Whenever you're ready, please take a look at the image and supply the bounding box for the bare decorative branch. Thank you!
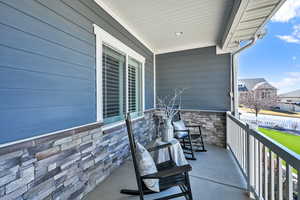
[156,88,186,120]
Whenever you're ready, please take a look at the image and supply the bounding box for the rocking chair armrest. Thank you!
[141,164,192,179]
[173,129,189,132]
[185,125,201,128]
[147,143,172,152]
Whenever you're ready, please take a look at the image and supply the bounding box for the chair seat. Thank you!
[156,161,190,191]
[174,131,189,139]
[156,160,176,170]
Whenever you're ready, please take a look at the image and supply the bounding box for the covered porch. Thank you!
[86,144,249,200]
[0,0,294,200]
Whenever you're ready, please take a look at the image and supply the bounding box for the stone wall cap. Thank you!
[179,109,227,114]
[0,122,103,154]
[103,116,145,135]
[144,108,155,113]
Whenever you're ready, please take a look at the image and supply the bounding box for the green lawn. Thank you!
[258,128,300,155]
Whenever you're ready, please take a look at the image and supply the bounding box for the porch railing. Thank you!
[226,112,300,200]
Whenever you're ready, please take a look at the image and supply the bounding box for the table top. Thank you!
[154,138,179,145]
[152,137,188,166]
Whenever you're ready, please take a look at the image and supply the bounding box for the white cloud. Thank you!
[271,72,300,93]
[277,35,300,43]
[272,0,300,22]
[292,56,297,60]
[277,24,300,44]
[293,24,300,37]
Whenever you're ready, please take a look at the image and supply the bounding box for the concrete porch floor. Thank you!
[85,145,250,200]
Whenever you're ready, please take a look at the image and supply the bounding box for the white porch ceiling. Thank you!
[95,0,234,54]
[95,0,285,54]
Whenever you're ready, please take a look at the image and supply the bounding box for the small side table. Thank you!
[152,138,188,166]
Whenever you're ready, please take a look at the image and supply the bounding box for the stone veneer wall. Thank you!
[0,111,156,200]
[180,110,227,148]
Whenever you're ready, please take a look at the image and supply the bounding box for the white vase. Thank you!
[162,119,174,142]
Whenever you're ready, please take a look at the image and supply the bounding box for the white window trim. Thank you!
[93,24,145,123]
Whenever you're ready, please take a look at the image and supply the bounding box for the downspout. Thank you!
[231,34,259,116]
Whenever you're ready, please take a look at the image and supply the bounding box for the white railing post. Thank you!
[226,113,230,148]
[247,125,255,198]
[227,112,300,200]
[297,168,300,200]
[277,156,283,200]
[286,165,293,200]
[269,151,275,200]
[246,124,251,192]
[264,146,268,200]
[259,142,263,198]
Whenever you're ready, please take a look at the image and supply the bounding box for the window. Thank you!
[128,57,143,117]
[102,45,126,123]
[94,24,145,125]
[261,91,265,99]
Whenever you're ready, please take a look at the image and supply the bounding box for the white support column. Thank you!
[153,53,156,108]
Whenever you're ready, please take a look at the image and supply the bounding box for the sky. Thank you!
[239,0,300,94]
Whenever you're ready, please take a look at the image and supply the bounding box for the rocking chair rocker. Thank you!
[172,111,207,160]
[120,113,193,200]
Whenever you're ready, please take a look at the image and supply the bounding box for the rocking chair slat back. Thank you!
[125,113,145,198]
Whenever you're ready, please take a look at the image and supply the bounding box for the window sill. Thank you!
[102,115,144,134]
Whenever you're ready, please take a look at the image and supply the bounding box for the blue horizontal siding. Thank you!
[0,89,93,109]
[156,47,231,111]
[0,2,94,57]
[0,24,94,69]
[0,46,94,79]
[0,0,154,144]
[0,106,95,144]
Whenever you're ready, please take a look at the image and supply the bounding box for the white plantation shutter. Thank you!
[128,65,136,112]
[128,57,142,116]
[102,45,126,123]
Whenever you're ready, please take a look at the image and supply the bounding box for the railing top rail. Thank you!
[227,112,247,129]
[226,112,300,169]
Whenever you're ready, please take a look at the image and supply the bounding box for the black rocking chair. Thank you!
[120,113,193,200]
[172,111,207,160]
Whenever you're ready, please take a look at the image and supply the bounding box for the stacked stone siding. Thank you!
[0,111,156,200]
[0,110,226,199]
[180,110,227,148]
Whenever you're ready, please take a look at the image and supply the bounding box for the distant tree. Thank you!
[291,121,299,131]
[240,90,277,119]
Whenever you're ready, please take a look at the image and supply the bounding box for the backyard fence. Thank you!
[227,112,300,200]
[240,113,300,132]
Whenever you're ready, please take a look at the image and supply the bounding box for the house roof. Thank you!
[238,78,277,91]
[239,78,266,91]
[95,0,286,54]
[253,81,277,90]
[279,89,300,97]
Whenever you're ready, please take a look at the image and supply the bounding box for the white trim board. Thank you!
[153,53,156,108]
[94,0,154,52]
[94,25,145,63]
[94,24,146,122]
